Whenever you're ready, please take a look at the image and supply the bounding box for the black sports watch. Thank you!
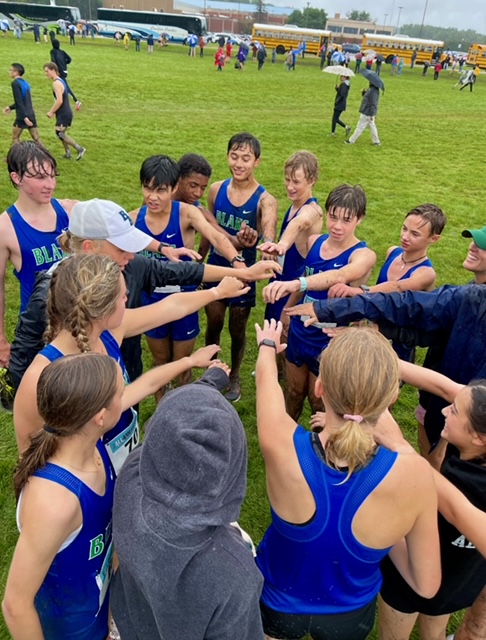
[258,339,277,350]
[157,242,171,253]
[230,255,246,266]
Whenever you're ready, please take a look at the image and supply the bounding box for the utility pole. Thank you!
[383,13,388,27]
[396,6,403,34]
[419,0,428,38]
[305,1,310,28]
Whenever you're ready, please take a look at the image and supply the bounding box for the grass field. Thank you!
[0,33,485,639]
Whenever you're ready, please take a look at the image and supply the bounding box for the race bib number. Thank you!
[105,408,139,475]
[96,540,113,612]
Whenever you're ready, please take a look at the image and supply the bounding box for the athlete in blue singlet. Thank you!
[205,132,277,402]
[136,202,199,342]
[253,322,441,640]
[44,62,85,160]
[258,152,323,323]
[130,154,240,401]
[8,198,68,311]
[3,354,122,640]
[39,331,138,476]
[264,197,318,322]
[325,204,446,361]
[287,233,368,375]
[264,184,375,421]
[0,142,76,368]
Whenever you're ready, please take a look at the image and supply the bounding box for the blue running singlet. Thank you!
[8,199,68,311]
[40,331,138,475]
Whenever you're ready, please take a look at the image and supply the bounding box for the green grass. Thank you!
[0,34,484,638]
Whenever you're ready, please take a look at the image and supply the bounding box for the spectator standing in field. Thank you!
[375,56,383,75]
[199,34,205,57]
[354,50,363,72]
[411,49,418,67]
[390,55,399,75]
[33,24,40,44]
[422,60,430,76]
[434,60,442,80]
[114,31,122,45]
[68,23,76,45]
[147,33,154,53]
[43,27,48,43]
[257,44,267,70]
[398,57,404,75]
[225,39,232,61]
[123,31,129,50]
[0,142,74,367]
[319,44,326,70]
[272,47,277,63]
[50,39,81,109]
[330,75,351,137]
[346,81,381,146]
[215,46,225,71]
[132,32,141,52]
[3,63,40,145]
[44,62,85,160]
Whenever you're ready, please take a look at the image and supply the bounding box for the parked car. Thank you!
[342,42,361,54]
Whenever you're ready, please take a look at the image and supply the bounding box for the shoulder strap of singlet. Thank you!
[7,203,19,219]
[40,343,64,362]
[33,461,84,496]
[50,198,68,218]
[135,205,147,225]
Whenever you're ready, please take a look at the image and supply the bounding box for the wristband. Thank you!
[258,339,277,350]
[359,284,371,293]
[231,255,246,266]
[299,277,308,292]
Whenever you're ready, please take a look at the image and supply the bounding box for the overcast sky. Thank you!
[275,0,486,33]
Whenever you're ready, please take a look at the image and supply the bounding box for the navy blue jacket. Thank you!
[313,285,486,443]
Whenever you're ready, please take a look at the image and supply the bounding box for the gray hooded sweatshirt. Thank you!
[111,367,264,640]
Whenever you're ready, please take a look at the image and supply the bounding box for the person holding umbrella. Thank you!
[323,65,354,137]
[345,69,383,146]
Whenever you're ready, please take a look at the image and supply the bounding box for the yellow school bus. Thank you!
[468,44,486,69]
[362,33,444,65]
[251,23,331,56]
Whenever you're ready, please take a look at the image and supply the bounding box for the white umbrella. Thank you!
[363,49,376,56]
[323,65,355,77]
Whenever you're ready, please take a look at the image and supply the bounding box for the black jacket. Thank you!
[334,81,350,111]
[10,254,205,388]
[50,40,71,79]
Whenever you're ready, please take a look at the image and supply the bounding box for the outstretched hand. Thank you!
[255,319,287,354]
[215,276,250,299]
[285,302,317,327]
[189,344,221,368]
[161,246,202,262]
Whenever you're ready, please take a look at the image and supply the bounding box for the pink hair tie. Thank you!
[343,414,363,424]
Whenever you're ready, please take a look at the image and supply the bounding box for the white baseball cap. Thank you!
[69,199,152,253]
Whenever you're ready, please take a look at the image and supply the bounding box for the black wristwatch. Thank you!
[359,284,371,293]
[230,255,246,266]
[258,339,277,350]
[157,242,171,253]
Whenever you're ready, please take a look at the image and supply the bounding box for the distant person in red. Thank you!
[225,40,232,62]
[433,61,442,80]
[199,34,205,57]
[215,47,225,71]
